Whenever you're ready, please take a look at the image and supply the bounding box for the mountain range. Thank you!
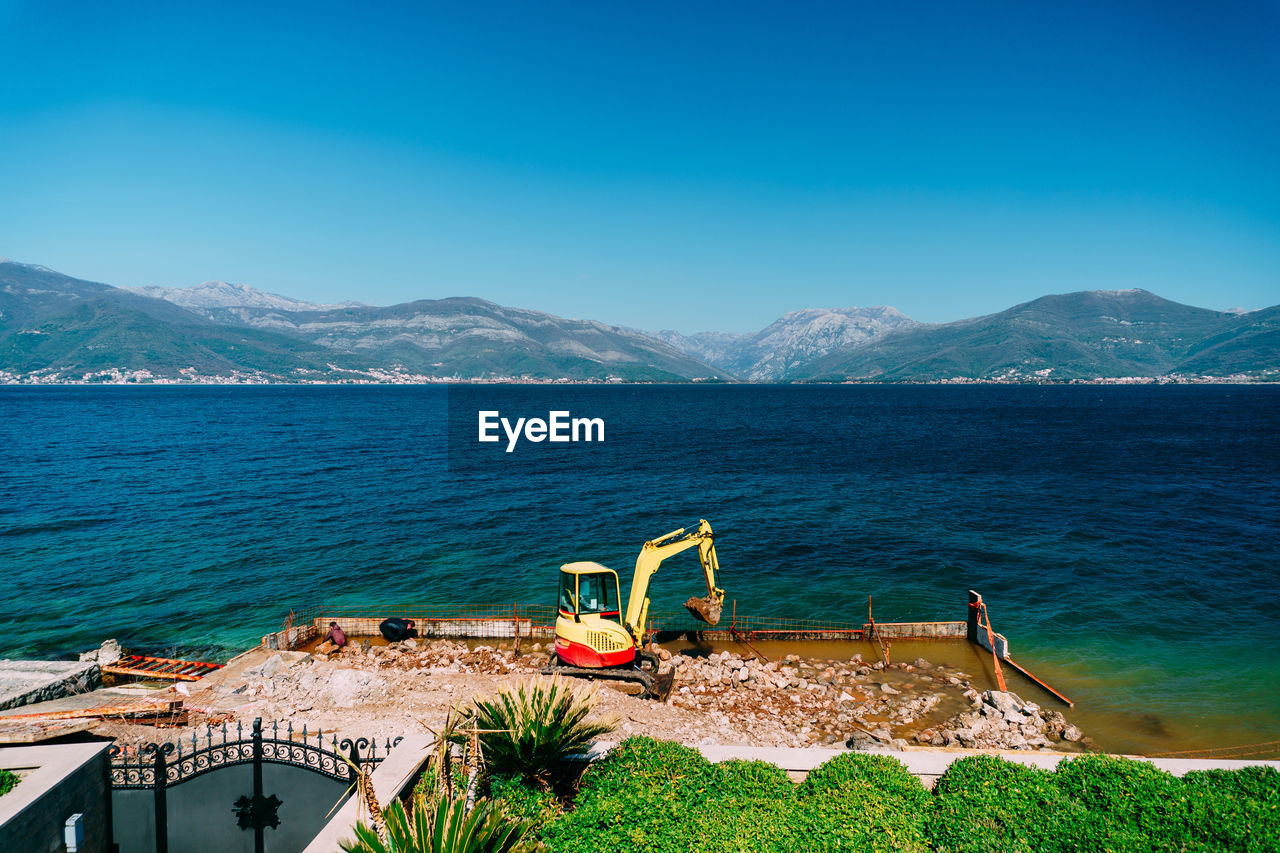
[650,306,915,381]
[0,257,1275,383]
[0,260,724,382]
[797,290,1280,382]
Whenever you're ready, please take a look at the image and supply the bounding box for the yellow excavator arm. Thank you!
[623,518,725,644]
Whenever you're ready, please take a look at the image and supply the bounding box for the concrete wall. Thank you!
[975,628,1010,659]
[0,660,101,711]
[0,742,112,853]
[694,743,1280,788]
[302,734,433,853]
[280,617,541,646]
[261,623,318,651]
[867,621,968,640]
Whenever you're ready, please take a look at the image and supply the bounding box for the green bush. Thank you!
[540,739,799,852]
[689,760,799,853]
[1053,755,1187,852]
[543,740,928,853]
[520,738,1280,853]
[715,759,795,800]
[1176,766,1280,852]
[489,775,562,835]
[800,751,928,802]
[797,753,932,853]
[0,768,17,797]
[928,755,1096,853]
[540,738,724,853]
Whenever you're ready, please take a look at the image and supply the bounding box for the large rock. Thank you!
[325,669,384,708]
[78,639,123,665]
[260,654,286,678]
[983,690,1024,716]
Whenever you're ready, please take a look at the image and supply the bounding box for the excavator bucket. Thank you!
[684,594,723,626]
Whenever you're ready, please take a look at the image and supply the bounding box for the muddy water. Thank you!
[658,636,1263,758]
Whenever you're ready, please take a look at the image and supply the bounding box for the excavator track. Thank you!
[541,659,673,701]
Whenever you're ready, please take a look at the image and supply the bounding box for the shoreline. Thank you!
[1,638,1097,757]
[5,634,1276,763]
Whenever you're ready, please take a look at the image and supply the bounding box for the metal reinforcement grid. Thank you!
[283,603,559,641]
[289,603,557,627]
[648,608,866,639]
[277,603,869,642]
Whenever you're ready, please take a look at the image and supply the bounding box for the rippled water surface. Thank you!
[1,384,1277,754]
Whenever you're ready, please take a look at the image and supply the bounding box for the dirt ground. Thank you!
[93,638,1088,755]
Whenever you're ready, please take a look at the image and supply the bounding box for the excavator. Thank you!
[545,519,725,699]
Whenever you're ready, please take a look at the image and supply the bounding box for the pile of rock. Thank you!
[663,651,1089,753]
[211,640,1091,755]
[313,638,552,675]
[912,689,1089,751]
[665,651,977,748]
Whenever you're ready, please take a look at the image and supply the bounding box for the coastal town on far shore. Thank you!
[2,366,1276,386]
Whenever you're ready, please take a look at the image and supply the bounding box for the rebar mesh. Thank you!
[647,609,867,638]
[274,602,881,646]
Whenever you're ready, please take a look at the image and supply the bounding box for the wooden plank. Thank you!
[0,699,181,722]
[0,720,96,744]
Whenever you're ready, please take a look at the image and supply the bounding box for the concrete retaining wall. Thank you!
[692,743,1280,787]
[261,623,319,651]
[867,621,968,640]
[0,660,101,712]
[267,617,550,650]
[301,734,433,853]
[975,628,1010,659]
[0,742,112,853]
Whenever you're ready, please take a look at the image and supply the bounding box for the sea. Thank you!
[2,384,1277,756]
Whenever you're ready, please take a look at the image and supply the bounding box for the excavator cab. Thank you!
[554,562,636,668]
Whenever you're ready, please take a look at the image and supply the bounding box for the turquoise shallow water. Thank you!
[1,384,1277,755]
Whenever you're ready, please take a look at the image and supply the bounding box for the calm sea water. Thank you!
[2,384,1277,755]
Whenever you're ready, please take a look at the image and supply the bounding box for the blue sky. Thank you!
[1,1,1276,333]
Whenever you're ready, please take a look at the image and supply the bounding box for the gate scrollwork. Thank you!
[109,719,400,789]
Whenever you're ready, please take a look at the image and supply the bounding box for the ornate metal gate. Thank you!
[109,719,401,853]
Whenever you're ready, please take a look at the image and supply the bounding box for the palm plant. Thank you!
[464,676,615,792]
[340,708,532,853]
[340,791,531,853]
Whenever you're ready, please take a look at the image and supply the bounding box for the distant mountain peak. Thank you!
[0,257,58,274]
[130,281,364,312]
[652,305,916,380]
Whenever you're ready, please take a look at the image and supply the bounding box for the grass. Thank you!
[0,768,17,797]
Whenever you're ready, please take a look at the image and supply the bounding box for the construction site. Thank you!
[0,517,1264,758]
[3,519,1277,853]
[2,522,1280,845]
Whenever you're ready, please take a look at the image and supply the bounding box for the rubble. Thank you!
[910,690,1093,751]
[89,639,1092,755]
